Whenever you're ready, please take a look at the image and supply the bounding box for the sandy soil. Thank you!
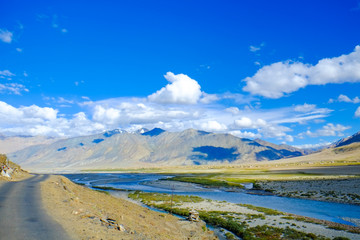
[0,169,32,182]
[41,175,217,240]
[257,178,360,205]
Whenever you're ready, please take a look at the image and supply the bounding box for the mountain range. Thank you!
[6,128,360,172]
[7,128,305,172]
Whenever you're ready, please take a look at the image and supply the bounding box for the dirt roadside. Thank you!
[41,175,217,240]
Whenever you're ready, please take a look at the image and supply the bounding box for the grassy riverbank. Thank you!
[128,191,360,240]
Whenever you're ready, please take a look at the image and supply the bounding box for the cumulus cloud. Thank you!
[0,83,29,95]
[243,45,360,98]
[0,95,333,145]
[22,105,58,120]
[292,142,331,149]
[229,130,261,139]
[305,123,350,137]
[0,101,57,124]
[258,124,292,140]
[0,29,13,43]
[294,103,316,112]
[0,101,104,137]
[89,98,198,128]
[92,105,121,125]
[199,93,219,104]
[198,120,227,132]
[355,107,360,117]
[234,117,267,129]
[234,117,253,128]
[331,94,360,104]
[148,72,202,104]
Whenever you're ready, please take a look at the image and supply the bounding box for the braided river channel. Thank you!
[64,173,360,227]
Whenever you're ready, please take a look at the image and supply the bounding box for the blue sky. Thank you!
[1,0,360,148]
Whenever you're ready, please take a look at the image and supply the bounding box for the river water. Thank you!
[64,173,360,226]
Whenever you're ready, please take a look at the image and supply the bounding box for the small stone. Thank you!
[118,224,126,232]
[72,210,80,215]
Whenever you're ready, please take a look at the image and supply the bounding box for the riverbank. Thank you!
[256,178,360,205]
[136,165,360,206]
[128,191,360,240]
[41,175,217,240]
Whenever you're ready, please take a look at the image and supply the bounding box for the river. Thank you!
[64,173,360,227]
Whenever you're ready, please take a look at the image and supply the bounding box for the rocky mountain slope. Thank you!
[8,128,304,172]
[332,131,360,148]
[249,131,360,168]
[0,134,58,154]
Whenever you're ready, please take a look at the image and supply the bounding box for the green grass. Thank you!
[128,191,203,204]
[128,191,332,240]
[238,204,283,215]
[92,185,132,191]
[166,176,245,188]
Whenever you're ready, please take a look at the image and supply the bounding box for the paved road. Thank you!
[0,175,72,240]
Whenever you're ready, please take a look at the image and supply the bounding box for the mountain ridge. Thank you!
[332,131,360,148]
[8,128,304,172]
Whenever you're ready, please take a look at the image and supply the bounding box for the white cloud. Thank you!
[355,107,360,117]
[57,97,74,104]
[234,117,253,128]
[0,29,13,43]
[294,103,316,112]
[243,45,360,98]
[200,93,219,104]
[148,72,202,104]
[258,124,292,139]
[293,142,331,149]
[229,130,261,139]
[61,28,68,33]
[0,83,28,95]
[284,135,294,142]
[336,94,360,104]
[92,105,121,125]
[0,101,57,124]
[305,123,350,137]
[249,43,265,52]
[250,46,261,52]
[0,101,104,137]
[16,48,22,52]
[0,94,334,144]
[22,105,58,120]
[198,120,227,132]
[225,107,241,115]
[338,94,352,102]
[0,70,15,77]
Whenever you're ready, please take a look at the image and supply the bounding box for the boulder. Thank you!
[188,209,200,222]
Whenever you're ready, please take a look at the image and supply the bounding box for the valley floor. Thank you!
[128,191,360,240]
[256,178,360,205]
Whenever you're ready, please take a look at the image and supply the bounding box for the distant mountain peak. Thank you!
[141,128,166,137]
[136,128,149,134]
[103,129,123,138]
